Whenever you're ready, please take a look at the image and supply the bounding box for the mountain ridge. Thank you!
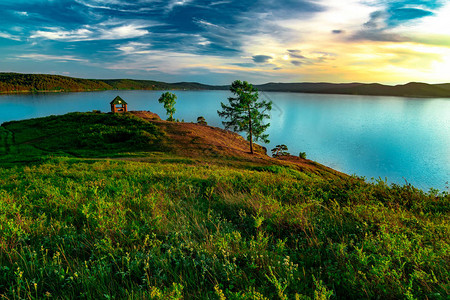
[1,72,450,97]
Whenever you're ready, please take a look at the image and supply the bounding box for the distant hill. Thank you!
[102,79,219,91]
[1,72,450,97]
[0,73,111,92]
[314,82,450,97]
[255,82,362,93]
[0,73,219,93]
[254,82,450,97]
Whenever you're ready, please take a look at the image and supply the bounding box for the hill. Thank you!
[255,82,450,97]
[0,111,342,178]
[0,112,448,299]
[2,73,450,97]
[0,73,218,93]
[0,72,111,93]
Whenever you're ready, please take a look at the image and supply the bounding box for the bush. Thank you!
[271,144,289,157]
[197,116,207,125]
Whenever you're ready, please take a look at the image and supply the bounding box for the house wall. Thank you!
[111,104,127,113]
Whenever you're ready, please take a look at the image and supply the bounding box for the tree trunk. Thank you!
[248,107,253,154]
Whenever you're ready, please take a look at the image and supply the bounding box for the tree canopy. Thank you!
[158,92,177,121]
[271,144,289,157]
[218,80,272,154]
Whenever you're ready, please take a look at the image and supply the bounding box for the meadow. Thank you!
[0,113,448,299]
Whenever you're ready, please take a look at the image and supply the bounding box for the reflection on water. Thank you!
[1,90,449,191]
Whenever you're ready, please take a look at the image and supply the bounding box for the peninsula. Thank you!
[0,111,448,299]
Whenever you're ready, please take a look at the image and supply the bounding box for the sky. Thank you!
[0,0,449,85]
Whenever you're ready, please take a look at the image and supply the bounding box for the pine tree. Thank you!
[218,80,272,154]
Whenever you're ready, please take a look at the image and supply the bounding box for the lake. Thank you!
[1,90,449,191]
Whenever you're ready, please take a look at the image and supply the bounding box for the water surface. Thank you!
[1,90,449,191]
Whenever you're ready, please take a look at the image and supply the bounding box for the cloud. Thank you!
[252,55,272,63]
[0,31,21,41]
[99,24,149,39]
[166,0,194,12]
[230,62,256,68]
[17,54,88,63]
[31,27,93,41]
[210,1,232,5]
[117,41,152,54]
[287,50,306,59]
[350,0,447,43]
[388,7,434,24]
[364,10,387,29]
[1,0,449,84]
[30,23,149,41]
[350,31,406,42]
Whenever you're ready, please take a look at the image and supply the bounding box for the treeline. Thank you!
[2,72,450,97]
[256,82,450,97]
[0,73,111,93]
[0,73,218,93]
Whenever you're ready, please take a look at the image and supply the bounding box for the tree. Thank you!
[218,80,272,154]
[158,92,177,121]
[197,116,207,125]
[271,144,289,157]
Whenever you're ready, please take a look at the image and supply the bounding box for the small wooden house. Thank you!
[110,96,128,113]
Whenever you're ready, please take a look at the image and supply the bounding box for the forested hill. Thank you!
[0,73,218,93]
[1,72,450,97]
[255,82,450,97]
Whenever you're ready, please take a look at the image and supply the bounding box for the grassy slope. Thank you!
[0,113,448,299]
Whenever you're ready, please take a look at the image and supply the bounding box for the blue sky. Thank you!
[1,0,449,84]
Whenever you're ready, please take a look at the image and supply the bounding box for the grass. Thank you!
[0,113,448,299]
[0,112,166,164]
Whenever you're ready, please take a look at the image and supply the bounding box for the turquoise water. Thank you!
[1,90,449,191]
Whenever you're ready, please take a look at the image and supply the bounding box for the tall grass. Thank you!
[0,157,448,299]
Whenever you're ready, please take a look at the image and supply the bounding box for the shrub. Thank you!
[271,144,289,157]
[197,116,207,125]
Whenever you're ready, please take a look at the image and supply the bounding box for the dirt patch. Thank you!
[130,111,346,178]
[130,110,162,121]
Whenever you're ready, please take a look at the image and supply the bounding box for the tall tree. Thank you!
[158,92,177,121]
[218,80,272,154]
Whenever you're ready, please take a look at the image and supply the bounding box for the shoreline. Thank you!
[1,88,449,99]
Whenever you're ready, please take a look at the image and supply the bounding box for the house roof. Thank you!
[110,96,127,105]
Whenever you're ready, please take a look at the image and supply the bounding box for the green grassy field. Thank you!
[0,113,448,299]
